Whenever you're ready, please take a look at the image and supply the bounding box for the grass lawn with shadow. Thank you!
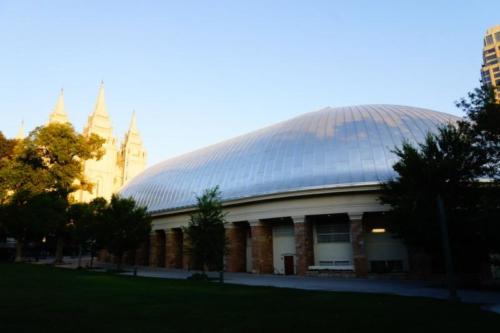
[0,263,499,332]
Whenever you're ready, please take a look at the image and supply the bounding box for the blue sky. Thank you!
[0,1,498,166]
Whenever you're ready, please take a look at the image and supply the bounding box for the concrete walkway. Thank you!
[120,267,500,305]
[39,257,500,314]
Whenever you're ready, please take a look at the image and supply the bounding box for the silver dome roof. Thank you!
[121,105,459,213]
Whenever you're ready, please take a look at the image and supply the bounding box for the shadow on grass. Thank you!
[0,263,498,333]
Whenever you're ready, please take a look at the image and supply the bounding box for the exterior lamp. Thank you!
[371,228,386,233]
[42,237,46,243]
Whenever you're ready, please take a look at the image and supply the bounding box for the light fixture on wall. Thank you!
[371,228,386,234]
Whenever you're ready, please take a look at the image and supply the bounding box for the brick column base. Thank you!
[149,233,160,267]
[350,214,368,277]
[226,225,246,272]
[293,217,314,275]
[166,228,183,269]
[182,231,191,270]
[250,221,273,274]
[135,241,149,266]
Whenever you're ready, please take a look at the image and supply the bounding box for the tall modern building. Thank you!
[481,25,500,102]
[44,83,148,202]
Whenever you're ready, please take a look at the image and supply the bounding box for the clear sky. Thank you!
[0,1,498,166]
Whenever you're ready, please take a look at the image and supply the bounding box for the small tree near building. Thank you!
[68,198,107,268]
[184,186,228,277]
[98,195,151,270]
[1,191,65,262]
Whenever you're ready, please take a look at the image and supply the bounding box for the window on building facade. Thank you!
[496,32,500,43]
[316,222,350,243]
[485,54,497,61]
[486,35,494,45]
[482,71,491,81]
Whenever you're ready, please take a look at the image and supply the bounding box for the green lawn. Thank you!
[0,264,498,332]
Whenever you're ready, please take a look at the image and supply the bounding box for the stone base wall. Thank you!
[251,223,273,274]
[149,233,160,267]
[294,221,314,275]
[350,218,368,277]
[166,229,183,268]
[226,226,247,272]
[182,232,191,270]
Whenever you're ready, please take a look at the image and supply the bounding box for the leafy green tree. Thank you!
[0,131,14,237]
[68,202,93,268]
[68,198,107,268]
[0,123,105,263]
[184,186,228,273]
[1,191,65,262]
[97,195,151,270]
[456,83,500,178]
[0,190,40,262]
[381,84,500,276]
[86,198,108,268]
[0,131,17,167]
[16,123,104,197]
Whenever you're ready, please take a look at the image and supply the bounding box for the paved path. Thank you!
[38,257,500,313]
[120,267,500,306]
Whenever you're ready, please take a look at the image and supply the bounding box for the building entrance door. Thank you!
[284,255,294,275]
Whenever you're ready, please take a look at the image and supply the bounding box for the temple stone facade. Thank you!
[45,83,147,201]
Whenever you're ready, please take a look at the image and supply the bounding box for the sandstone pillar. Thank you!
[349,212,368,277]
[182,230,191,270]
[149,230,165,267]
[166,228,183,269]
[135,240,149,266]
[250,220,273,274]
[293,216,314,275]
[226,223,247,272]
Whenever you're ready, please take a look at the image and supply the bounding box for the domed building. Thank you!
[121,105,458,276]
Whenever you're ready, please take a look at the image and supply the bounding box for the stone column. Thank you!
[135,240,149,266]
[157,230,166,267]
[293,216,314,275]
[250,220,273,274]
[149,232,160,267]
[349,212,368,277]
[182,230,191,270]
[226,223,247,272]
[165,228,183,269]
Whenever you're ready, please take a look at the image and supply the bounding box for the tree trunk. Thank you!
[15,240,23,262]
[54,237,64,264]
[77,245,83,268]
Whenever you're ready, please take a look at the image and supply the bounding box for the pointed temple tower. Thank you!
[118,111,147,185]
[78,82,119,201]
[39,83,147,202]
[15,120,25,140]
[48,89,69,124]
[70,82,147,202]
